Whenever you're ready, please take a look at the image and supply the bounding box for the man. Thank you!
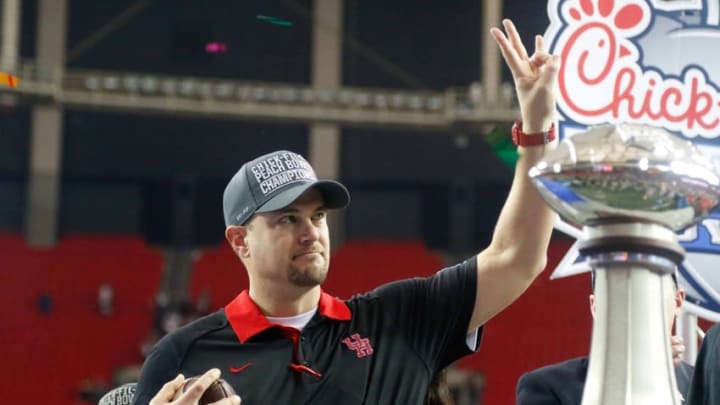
[516,271,693,404]
[133,18,561,405]
[687,322,720,404]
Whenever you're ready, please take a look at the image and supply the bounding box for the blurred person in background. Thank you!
[425,366,485,405]
[426,368,454,405]
[516,270,693,404]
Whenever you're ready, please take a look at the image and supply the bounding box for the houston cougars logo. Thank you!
[545,0,720,320]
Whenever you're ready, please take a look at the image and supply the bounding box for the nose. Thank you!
[299,218,320,244]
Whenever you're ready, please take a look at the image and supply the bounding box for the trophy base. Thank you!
[580,223,683,405]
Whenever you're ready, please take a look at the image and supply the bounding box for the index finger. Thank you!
[502,19,529,61]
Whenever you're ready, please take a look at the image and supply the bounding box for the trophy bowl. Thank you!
[529,123,720,232]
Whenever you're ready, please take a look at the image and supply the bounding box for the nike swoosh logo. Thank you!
[229,362,253,373]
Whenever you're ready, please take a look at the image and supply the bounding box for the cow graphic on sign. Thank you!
[544,0,720,320]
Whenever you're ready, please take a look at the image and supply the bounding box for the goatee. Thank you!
[288,265,328,287]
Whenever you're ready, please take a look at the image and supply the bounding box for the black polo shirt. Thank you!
[133,257,480,405]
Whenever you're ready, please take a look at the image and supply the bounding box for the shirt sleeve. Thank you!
[368,257,479,370]
[687,324,720,405]
[132,336,182,405]
[516,371,562,405]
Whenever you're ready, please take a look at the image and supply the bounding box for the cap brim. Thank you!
[256,180,350,213]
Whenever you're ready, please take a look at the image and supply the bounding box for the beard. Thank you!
[288,256,328,287]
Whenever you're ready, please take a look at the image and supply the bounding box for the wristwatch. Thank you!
[511,119,556,147]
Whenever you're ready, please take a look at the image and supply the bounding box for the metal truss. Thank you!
[1,61,520,132]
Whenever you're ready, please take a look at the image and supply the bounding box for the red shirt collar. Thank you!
[225,290,352,343]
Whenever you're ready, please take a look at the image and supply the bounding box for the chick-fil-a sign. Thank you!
[551,0,720,137]
[545,0,720,320]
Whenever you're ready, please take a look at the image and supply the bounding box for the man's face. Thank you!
[238,188,331,288]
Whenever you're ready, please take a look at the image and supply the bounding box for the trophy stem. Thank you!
[579,223,684,405]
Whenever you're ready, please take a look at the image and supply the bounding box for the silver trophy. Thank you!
[529,123,720,404]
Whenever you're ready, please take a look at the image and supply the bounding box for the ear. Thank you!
[674,289,685,317]
[588,294,596,318]
[225,225,250,257]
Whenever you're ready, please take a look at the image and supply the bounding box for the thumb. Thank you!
[150,374,185,405]
[530,53,551,68]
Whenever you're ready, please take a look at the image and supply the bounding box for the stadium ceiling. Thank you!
[2,61,520,133]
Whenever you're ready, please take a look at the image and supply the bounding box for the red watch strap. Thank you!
[511,119,556,147]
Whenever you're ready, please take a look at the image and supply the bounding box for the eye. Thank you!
[312,211,327,222]
[278,215,297,225]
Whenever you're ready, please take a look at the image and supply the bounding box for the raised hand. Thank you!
[490,19,560,133]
